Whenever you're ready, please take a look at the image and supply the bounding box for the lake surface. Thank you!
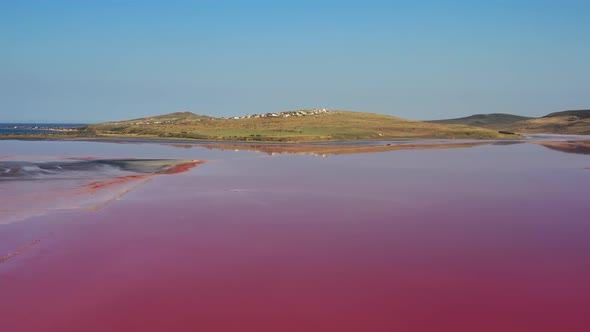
[1,139,589,332]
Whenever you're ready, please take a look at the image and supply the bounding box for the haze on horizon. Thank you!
[1,0,589,123]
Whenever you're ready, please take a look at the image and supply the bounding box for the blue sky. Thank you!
[1,0,589,123]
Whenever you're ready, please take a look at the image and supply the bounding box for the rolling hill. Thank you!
[543,109,590,119]
[122,111,214,122]
[429,113,532,127]
[430,109,590,135]
[82,110,514,142]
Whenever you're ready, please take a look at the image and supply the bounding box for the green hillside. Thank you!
[543,109,590,119]
[431,109,590,135]
[429,113,532,127]
[498,110,590,135]
[122,111,213,122]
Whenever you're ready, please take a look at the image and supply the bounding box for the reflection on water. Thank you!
[161,139,590,156]
[536,140,590,155]
[155,139,497,157]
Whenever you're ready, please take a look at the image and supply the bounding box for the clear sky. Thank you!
[1,0,589,123]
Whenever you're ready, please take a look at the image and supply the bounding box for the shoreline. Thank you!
[3,131,589,144]
[0,132,523,143]
[1,133,589,144]
[2,134,590,156]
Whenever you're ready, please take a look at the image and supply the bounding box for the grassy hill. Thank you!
[543,109,590,119]
[429,113,532,127]
[431,109,590,135]
[83,110,514,142]
[500,110,590,134]
[120,111,213,123]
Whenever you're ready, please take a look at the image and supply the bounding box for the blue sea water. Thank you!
[0,123,86,134]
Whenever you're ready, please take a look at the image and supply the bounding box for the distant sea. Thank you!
[0,123,86,134]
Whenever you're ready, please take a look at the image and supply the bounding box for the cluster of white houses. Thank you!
[226,109,332,120]
[134,120,167,125]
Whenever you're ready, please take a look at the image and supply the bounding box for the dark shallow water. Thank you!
[0,123,86,134]
[0,128,56,134]
[1,139,589,332]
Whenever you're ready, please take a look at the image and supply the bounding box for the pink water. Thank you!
[1,140,590,331]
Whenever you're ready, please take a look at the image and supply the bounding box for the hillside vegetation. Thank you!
[83,110,513,142]
[431,109,590,135]
[429,113,532,127]
[543,110,590,119]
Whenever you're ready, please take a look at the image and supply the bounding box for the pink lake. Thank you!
[1,139,590,332]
